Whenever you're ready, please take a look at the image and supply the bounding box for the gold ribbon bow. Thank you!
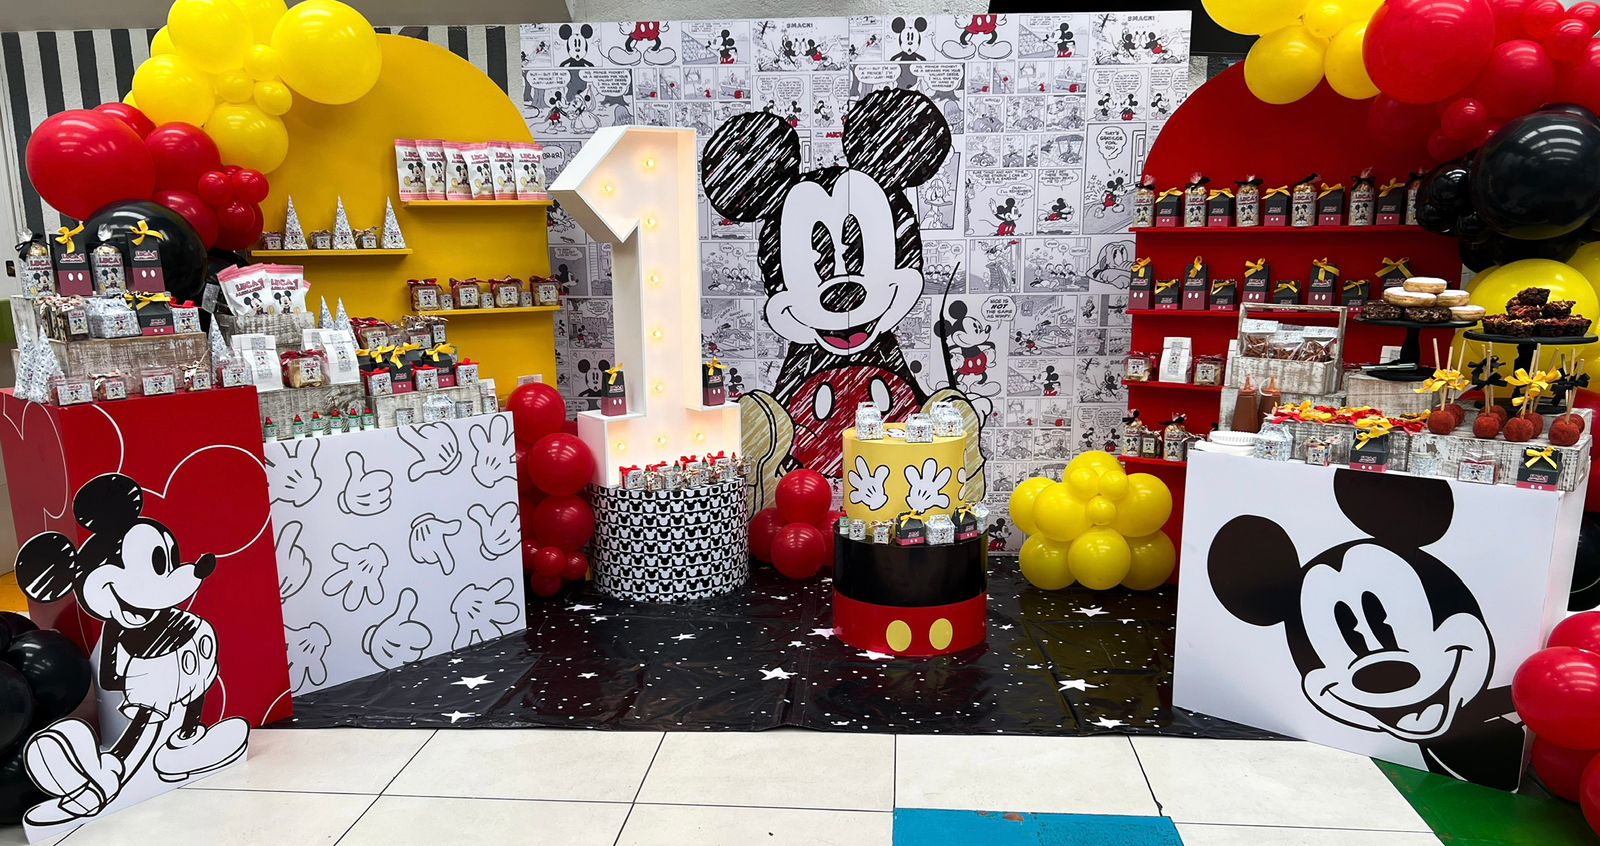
[53,223,84,253]
[426,343,457,363]
[1525,446,1558,470]
[1189,256,1205,277]
[1343,279,1368,294]
[705,357,726,376]
[127,291,173,310]
[1156,188,1184,200]
[1312,259,1339,281]
[1131,257,1152,274]
[1378,178,1405,197]
[1154,279,1177,294]
[605,362,624,385]
[128,219,166,246]
[1208,188,1235,200]
[1318,183,1345,198]
[1210,279,1231,295]
[1274,280,1299,295]
[1245,259,1267,276]
[1380,257,1413,278]
[1353,416,1393,448]
[1414,368,1469,395]
[1509,368,1556,407]
[1264,186,1291,199]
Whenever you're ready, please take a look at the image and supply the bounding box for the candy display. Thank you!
[401,138,544,201]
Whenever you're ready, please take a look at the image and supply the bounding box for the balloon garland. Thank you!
[1009,451,1176,592]
[749,469,839,581]
[506,382,597,599]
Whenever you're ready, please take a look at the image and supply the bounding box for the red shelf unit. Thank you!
[1134,224,1426,237]
[1123,380,1222,394]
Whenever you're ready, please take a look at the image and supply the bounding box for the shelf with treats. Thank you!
[1119,454,1187,470]
[1123,380,1222,393]
[252,248,413,258]
[1134,224,1428,237]
[1127,309,1339,320]
[421,306,561,316]
[400,199,553,207]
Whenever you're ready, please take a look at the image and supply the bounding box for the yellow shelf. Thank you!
[253,248,413,258]
[402,199,552,207]
[426,306,560,316]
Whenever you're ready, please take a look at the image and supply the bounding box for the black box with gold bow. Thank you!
[1517,447,1563,491]
[424,343,458,388]
[1349,430,1391,472]
[1378,257,1413,293]
[1243,259,1271,303]
[1376,178,1407,226]
[1182,257,1211,311]
[1308,259,1339,306]
[124,292,175,336]
[1129,258,1154,310]
[703,359,728,406]
[1341,277,1372,308]
[51,224,91,296]
[1206,189,1235,227]
[1154,189,1183,228]
[1209,277,1238,311]
[1316,182,1347,226]
[1272,278,1302,305]
[1153,277,1182,310]
[601,363,628,416]
[1263,186,1292,227]
[125,223,168,293]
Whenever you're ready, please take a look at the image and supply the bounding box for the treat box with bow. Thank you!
[1154,190,1183,228]
[1208,278,1238,311]
[1308,261,1339,307]
[1378,258,1414,292]
[1376,180,1407,226]
[1182,260,1210,311]
[50,227,91,296]
[1153,278,1182,311]
[127,293,176,336]
[127,235,168,293]
[1262,188,1292,227]
[1129,259,1154,310]
[1206,191,1235,227]
[1316,184,1347,226]
[1242,260,1271,304]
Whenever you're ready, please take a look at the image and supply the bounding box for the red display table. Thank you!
[0,388,292,727]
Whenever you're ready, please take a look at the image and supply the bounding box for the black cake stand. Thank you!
[1357,318,1477,382]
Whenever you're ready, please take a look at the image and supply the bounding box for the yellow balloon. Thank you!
[1096,466,1129,501]
[243,44,280,80]
[1007,477,1054,536]
[151,26,176,56]
[168,0,252,73]
[1570,243,1600,290]
[229,0,288,43]
[215,69,254,103]
[270,0,382,105]
[1470,259,1600,321]
[1110,473,1173,538]
[1203,0,1310,35]
[1020,535,1075,591]
[1303,1,1348,39]
[1066,466,1100,500]
[123,92,139,107]
[1122,531,1177,591]
[132,54,216,126]
[1086,495,1118,526]
[1325,23,1378,100]
[204,102,288,172]
[1034,483,1091,543]
[253,79,292,116]
[1067,450,1122,476]
[1067,528,1133,590]
[1245,24,1327,105]
[1465,265,1499,295]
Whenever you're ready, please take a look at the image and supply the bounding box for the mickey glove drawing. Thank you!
[267,439,322,506]
[847,456,891,511]
[905,458,953,512]
[410,513,463,575]
[400,422,462,481]
[468,502,520,559]
[285,622,331,692]
[337,452,393,516]
[363,588,433,670]
[277,520,312,601]
[468,416,517,488]
[322,542,389,612]
[451,577,522,649]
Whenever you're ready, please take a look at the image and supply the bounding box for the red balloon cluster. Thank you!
[1512,612,1600,827]
[748,470,839,581]
[509,382,596,599]
[1366,0,1600,162]
[24,103,268,249]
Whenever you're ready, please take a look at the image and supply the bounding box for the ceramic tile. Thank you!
[618,803,892,846]
[896,735,1158,816]
[60,787,371,845]
[385,728,661,802]
[337,795,630,846]
[194,729,433,794]
[636,731,893,811]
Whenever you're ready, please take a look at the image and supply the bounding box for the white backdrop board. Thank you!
[1175,451,1584,790]
[264,413,526,695]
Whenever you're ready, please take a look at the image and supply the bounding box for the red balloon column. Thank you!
[747,470,839,581]
[1512,612,1600,826]
[509,382,597,599]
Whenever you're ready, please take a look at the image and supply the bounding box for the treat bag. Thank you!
[1316,182,1347,226]
[601,364,628,416]
[381,199,407,249]
[50,224,91,295]
[1154,189,1183,227]
[1272,277,1301,305]
[1375,178,1406,226]
[1153,277,1181,310]
[1291,174,1320,227]
[89,233,129,297]
[1234,177,1262,227]
[332,197,357,249]
[1132,175,1156,227]
[1129,258,1154,309]
[283,196,308,250]
[1405,170,1424,226]
[18,233,57,297]
[1208,276,1238,311]
[1182,257,1210,311]
[1377,257,1413,292]
[1340,277,1371,308]
[1206,189,1234,227]
[1242,259,1271,303]
[1262,186,1291,227]
[1183,174,1211,227]
[1349,172,1376,226]
[1308,259,1339,306]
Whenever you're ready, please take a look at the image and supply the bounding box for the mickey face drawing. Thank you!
[1208,471,1522,788]
[890,16,927,61]
[558,24,595,67]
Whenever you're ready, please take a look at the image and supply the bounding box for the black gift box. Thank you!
[1308,259,1339,306]
[1262,187,1291,227]
[1206,190,1235,227]
[1378,257,1413,292]
[601,366,628,416]
[1341,278,1372,308]
[1182,258,1210,310]
[1153,278,1182,310]
[1243,259,1271,303]
[703,360,728,406]
[127,237,167,294]
[51,225,91,295]
[1273,278,1302,305]
[1209,277,1238,311]
[125,293,175,336]
[1350,435,1391,472]
[1517,447,1563,491]
[1154,190,1184,228]
[1129,258,1154,310]
[1376,178,1407,226]
[1316,183,1347,226]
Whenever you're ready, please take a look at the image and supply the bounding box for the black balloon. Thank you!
[0,664,33,755]
[1456,211,1489,243]
[207,248,249,278]
[1425,163,1472,212]
[1461,238,1498,272]
[0,613,36,656]
[0,742,42,825]
[83,200,207,303]
[4,631,90,723]
[1471,109,1600,240]
[1573,513,1600,611]
[1417,201,1456,236]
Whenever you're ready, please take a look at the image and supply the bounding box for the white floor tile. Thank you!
[618,803,893,846]
[337,795,630,846]
[896,734,1159,816]
[192,729,433,794]
[385,729,661,803]
[0,824,64,846]
[1176,823,1442,845]
[59,788,371,845]
[1133,738,1429,831]
[635,731,893,811]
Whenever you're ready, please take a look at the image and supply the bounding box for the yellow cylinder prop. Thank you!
[843,425,966,522]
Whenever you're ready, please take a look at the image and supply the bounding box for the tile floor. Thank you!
[0,728,1445,845]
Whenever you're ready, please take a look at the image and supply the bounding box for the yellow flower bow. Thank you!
[605,362,624,385]
[128,219,165,246]
[1353,416,1393,448]
[1525,446,1558,470]
[1509,368,1556,407]
[705,358,726,376]
[54,223,84,253]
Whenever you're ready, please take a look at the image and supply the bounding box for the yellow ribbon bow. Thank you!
[1245,259,1267,276]
[1318,183,1345,198]
[127,291,173,310]
[1157,188,1184,200]
[128,219,166,246]
[705,357,726,376]
[1208,188,1235,200]
[1343,279,1368,294]
[1274,280,1299,295]
[1353,416,1394,448]
[426,343,457,362]
[1189,256,1205,277]
[605,362,624,385]
[1154,279,1177,294]
[1525,446,1559,470]
[1312,258,1339,281]
[1210,279,1231,295]
[1414,368,1469,395]
[1380,257,1413,279]
[386,343,420,367]
[1378,178,1405,197]
[1264,186,1291,198]
[1509,368,1557,407]
[53,223,84,253]
[1131,257,1152,274]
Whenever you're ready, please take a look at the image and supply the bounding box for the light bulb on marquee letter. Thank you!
[551,127,741,487]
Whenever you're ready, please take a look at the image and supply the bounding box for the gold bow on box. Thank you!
[1525,446,1559,470]
[1208,188,1235,200]
[1274,280,1299,295]
[1312,258,1339,283]
[1378,178,1405,197]
[424,343,457,364]
[605,362,625,385]
[129,219,166,246]
[1343,279,1369,296]
[1131,257,1152,274]
[1210,279,1232,295]
[1380,257,1413,279]
[1188,257,1205,278]
[1353,416,1394,449]
[127,291,173,310]
[1245,258,1267,276]
[1264,186,1291,199]
[1154,279,1177,294]
[1156,188,1184,201]
[54,223,84,253]
[1318,183,1345,198]
[705,357,727,377]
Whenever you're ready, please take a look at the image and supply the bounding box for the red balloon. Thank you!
[196,171,233,206]
[531,494,595,552]
[1550,612,1600,654]
[1533,736,1597,801]
[1545,19,1592,63]
[749,507,783,563]
[1582,756,1600,831]
[520,539,542,575]
[506,382,566,446]
[775,470,832,524]
[25,110,155,220]
[1441,97,1490,139]
[1523,0,1567,38]
[1556,41,1600,115]
[518,494,544,541]
[516,446,537,496]
[1493,0,1531,39]
[1513,647,1600,749]
[1573,1,1600,30]
[93,102,155,138]
[532,545,566,578]
[1427,128,1477,162]
[530,573,563,598]
[769,523,827,580]
[231,169,270,204]
[1469,40,1556,119]
[562,552,588,582]
[1368,95,1439,156]
[213,201,263,251]
[144,123,221,192]
[1366,0,1498,104]
[152,189,218,248]
[526,433,595,496]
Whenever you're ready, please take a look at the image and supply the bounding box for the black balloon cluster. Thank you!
[1414,105,1600,272]
[0,614,91,823]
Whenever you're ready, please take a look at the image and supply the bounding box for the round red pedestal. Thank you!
[832,590,988,657]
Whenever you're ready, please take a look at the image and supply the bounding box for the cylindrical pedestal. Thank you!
[831,535,988,657]
[843,426,966,522]
[590,480,749,602]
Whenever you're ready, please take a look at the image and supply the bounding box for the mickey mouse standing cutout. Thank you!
[15,474,248,838]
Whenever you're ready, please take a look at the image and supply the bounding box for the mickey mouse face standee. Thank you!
[1206,470,1523,789]
[15,474,249,829]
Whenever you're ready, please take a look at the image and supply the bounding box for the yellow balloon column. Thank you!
[1205,0,1386,104]
[1012,452,1176,592]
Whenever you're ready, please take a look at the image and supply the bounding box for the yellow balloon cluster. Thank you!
[1207,0,1382,104]
[1453,256,1600,391]
[1010,452,1176,593]
[130,0,382,173]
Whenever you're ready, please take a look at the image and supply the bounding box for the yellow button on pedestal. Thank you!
[886,620,912,652]
[929,618,953,650]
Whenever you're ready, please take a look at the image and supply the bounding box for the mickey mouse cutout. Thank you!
[1206,470,1522,789]
[15,474,249,832]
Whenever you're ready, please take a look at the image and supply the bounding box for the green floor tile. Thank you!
[1378,760,1600,845]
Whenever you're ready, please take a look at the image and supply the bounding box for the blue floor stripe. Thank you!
[893,809,1183,845]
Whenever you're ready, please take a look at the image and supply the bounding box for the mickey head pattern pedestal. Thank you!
[589,480,749,602]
